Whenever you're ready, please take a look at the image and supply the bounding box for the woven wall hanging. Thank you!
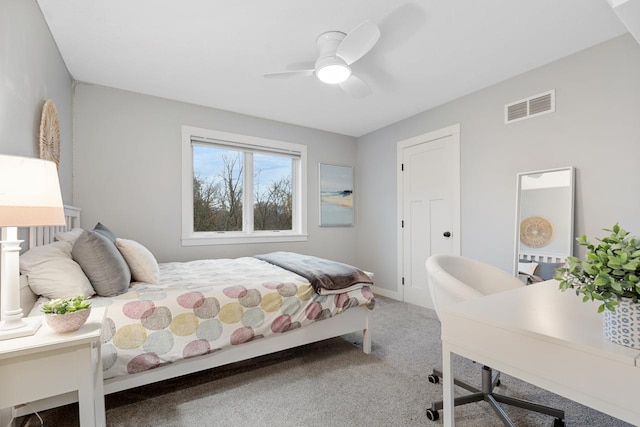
[520,216,554,248]
[39,99,61,169]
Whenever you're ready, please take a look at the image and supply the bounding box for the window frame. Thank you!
[182,126,308,246]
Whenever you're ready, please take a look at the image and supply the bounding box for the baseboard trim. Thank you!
[372,286,401,300]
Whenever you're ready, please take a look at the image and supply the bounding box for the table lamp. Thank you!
[0,155,65,340]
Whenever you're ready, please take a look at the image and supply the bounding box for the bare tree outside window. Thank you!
[253,153,293,230]
[253,175,292,230]
[193,147,293,233]
[193,148,243,232]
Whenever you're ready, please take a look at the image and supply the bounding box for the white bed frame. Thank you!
[15,206,372,417]
[518,250,568,264]
[517,250,569,284]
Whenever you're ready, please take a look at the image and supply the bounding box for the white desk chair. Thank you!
[425,254,565,427]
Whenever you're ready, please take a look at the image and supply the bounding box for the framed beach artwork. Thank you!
[319,163,354,227]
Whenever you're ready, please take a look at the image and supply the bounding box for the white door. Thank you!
[397,125,460,309]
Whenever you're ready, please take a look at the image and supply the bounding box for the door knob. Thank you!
[443,231,451,238]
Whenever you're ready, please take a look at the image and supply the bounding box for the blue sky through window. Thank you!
[254,153,291,197]
[193,145,241,182]
[193,145,291,197]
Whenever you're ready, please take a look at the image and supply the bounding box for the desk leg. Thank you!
[442,342,455,427]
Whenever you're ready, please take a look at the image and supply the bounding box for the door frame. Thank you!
[396,124,461,302]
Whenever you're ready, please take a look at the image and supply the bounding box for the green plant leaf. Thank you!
[584,263,599,276]
[40,295,91,315]
[560,223,640,314]
[593,274,610,286]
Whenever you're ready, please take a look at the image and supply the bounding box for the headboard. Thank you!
[17,205,81,314]
[20,205,81,252]
[518,250,568,264]
[518,250,568,284]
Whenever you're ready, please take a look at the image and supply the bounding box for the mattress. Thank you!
[49,256,376,380]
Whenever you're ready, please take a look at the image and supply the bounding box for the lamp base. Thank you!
[0,317,42,341]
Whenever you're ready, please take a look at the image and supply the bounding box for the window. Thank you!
[182,126,307,245]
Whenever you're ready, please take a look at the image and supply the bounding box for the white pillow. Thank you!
[518,261,539,276]
[115,238,160,284]
[54,228,84,245]
[19,241,95,299]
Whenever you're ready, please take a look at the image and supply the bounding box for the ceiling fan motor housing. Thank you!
[315,31,351,84]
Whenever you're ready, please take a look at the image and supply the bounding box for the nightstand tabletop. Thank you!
[0,307,106,359]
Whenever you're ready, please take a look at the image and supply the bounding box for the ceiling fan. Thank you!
[264,20,380,98]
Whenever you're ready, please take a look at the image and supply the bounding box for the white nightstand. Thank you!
[0,307,107,427]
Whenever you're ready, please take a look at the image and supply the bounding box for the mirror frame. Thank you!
[513,166,575,276]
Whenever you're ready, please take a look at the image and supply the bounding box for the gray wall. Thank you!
[73,84,358,264]
[356,34,640,294]
[0,0,73,202]
[3,2,638,304]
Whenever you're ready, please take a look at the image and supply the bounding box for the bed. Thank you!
[13,206,374,417]
[517,250,568,284]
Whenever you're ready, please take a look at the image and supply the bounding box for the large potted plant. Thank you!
[41,295,92,333]
[555,223,640,348]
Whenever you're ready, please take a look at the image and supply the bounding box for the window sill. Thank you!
[181,233,308,246]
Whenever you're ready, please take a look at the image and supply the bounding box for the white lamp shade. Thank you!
[0,155,65,227]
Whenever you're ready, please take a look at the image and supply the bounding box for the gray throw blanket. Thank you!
[254,252,373,293]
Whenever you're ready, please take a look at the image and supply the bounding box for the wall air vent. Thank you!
[505,89,555,124]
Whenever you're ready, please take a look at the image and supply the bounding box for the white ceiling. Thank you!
[37,0,627,137]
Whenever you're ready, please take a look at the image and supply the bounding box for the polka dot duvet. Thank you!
[94,256,375,380]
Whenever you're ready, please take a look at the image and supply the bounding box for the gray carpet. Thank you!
[21,297,633,427]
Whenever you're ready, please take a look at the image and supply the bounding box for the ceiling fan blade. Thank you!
[264,70,314,79]
[336,20,380,65]
[339,75,371,98]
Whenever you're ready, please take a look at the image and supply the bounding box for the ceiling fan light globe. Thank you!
[317,63,351,84]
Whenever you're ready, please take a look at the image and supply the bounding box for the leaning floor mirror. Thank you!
[514,167,575,282]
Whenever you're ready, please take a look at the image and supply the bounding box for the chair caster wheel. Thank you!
[496,379,501,386]
[426,409,440,421]
[428,374,440,384]
[553,418,565,427]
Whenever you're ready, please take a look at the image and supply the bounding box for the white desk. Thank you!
[440,281,640,426]
[0,308,107,427]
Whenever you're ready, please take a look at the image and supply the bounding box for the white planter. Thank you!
[603,298,640,348]
[45,308,91,333]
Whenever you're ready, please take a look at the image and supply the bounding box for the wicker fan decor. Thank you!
[520,216,554,248]
[39,99,61,169]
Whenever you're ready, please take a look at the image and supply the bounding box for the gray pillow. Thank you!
[72,230,131,296]
[93,222,117,243]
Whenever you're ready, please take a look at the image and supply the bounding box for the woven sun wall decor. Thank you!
[39,99,61,169]
[520,216,554,248]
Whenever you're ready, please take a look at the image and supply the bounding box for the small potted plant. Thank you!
[41,295,92,333]
[555,223,640,347]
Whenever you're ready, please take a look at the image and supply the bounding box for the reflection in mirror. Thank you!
[514,167,575,279]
